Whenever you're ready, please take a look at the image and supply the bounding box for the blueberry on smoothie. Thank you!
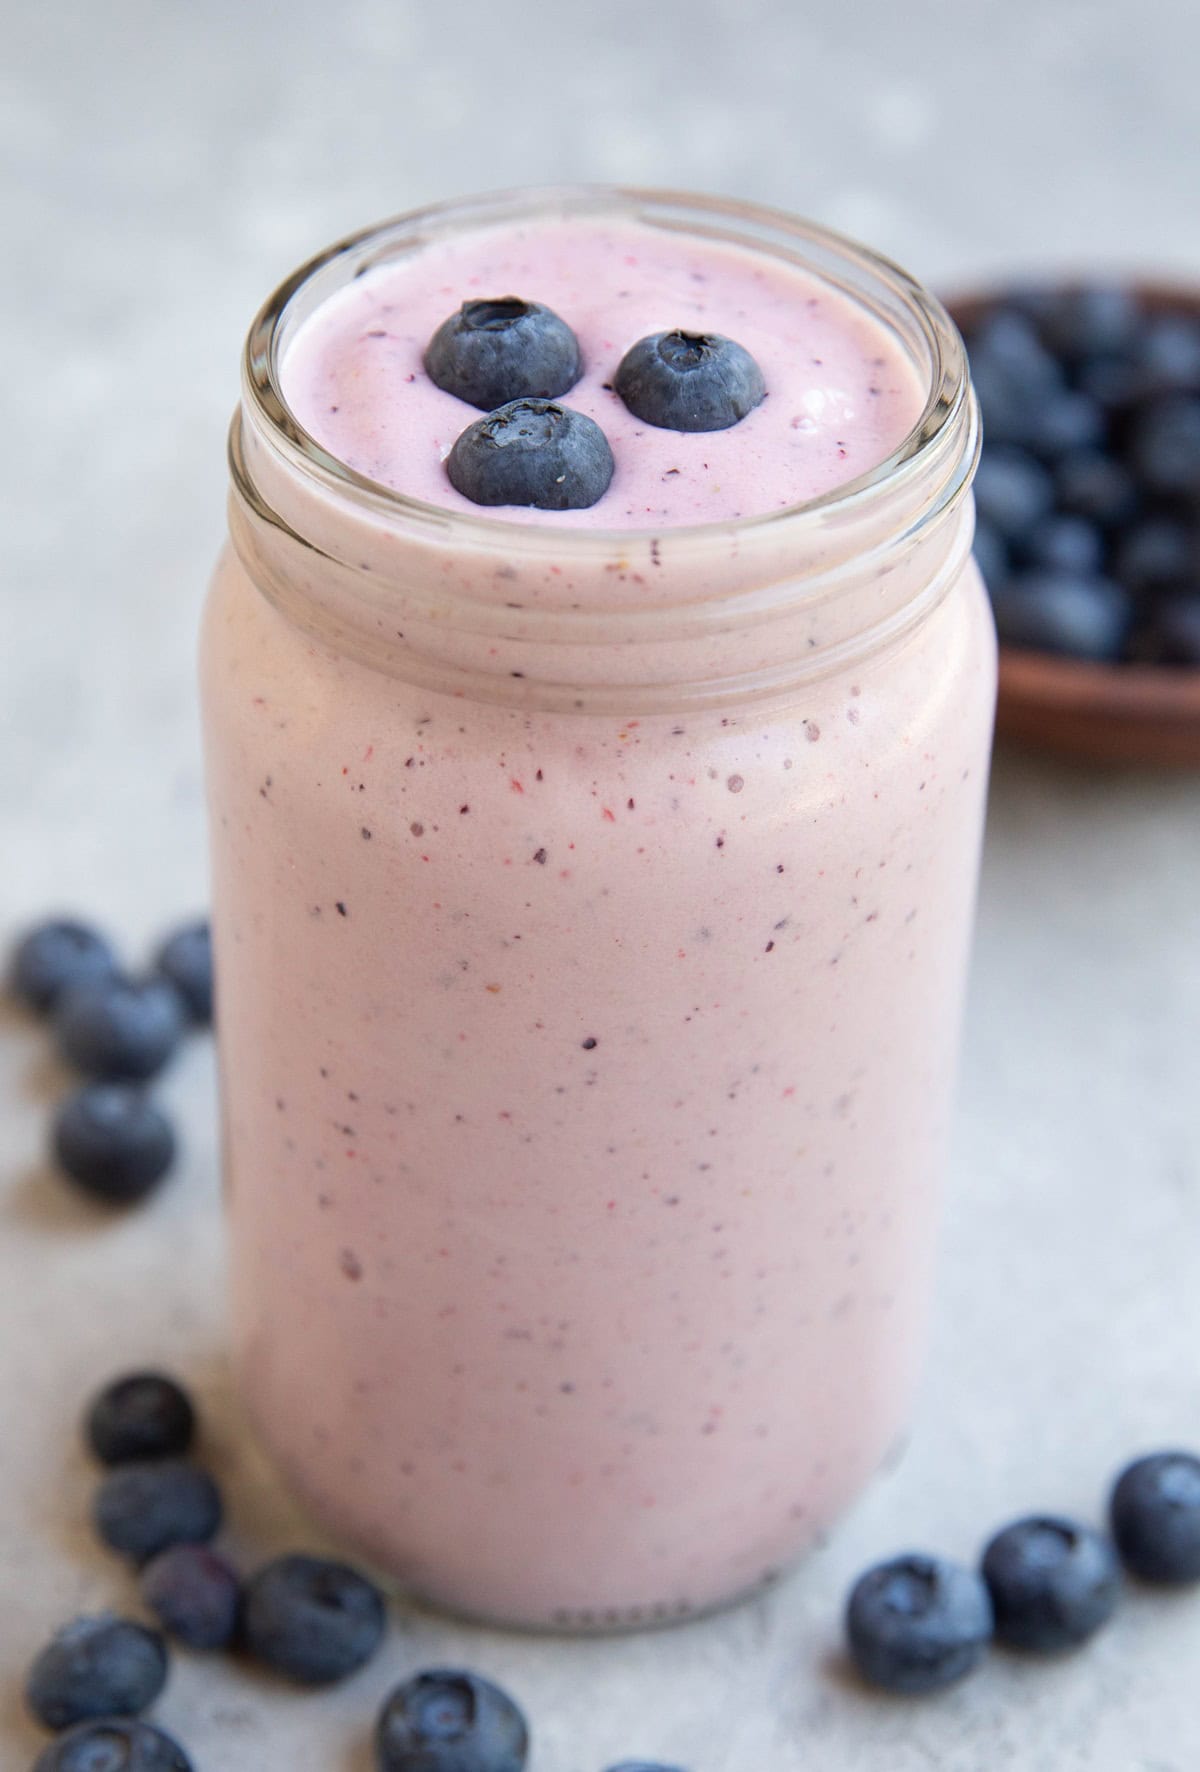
[614,329,765,432]
[447,400,614,510]
[845,1553,993,1694]
[86,1373,195,1466]
[54,977,185,1081]
[425,298,582,411]
[154,920,213,1025]
[25,1616,168,1731]
[241,1554,386,1685]
[375,1669,529,1772]
[54,1085,176,1204]
[93,1460,223,1564]
[1110,1451,1200,1583]
[33,1717,193,1772]
[604,1763,689,1771]
[981,1516,1120,1652]
[140,1544,242,1650]
[10,918,119,1012]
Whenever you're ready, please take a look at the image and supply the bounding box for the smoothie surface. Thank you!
[281,216,926,528]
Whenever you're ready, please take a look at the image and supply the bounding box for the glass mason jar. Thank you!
[200,187,995,1630]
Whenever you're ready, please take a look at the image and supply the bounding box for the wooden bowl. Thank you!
[947,284,1200,768]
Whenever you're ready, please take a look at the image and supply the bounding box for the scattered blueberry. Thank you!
[967,309,1064,400]
[1076,353,1144,413]
[376,1668,529,1772]
[1112,515,1197,595]
[981,1516,1120,1653]
[154,921,212,1025]
[971,519,1009,592]
[1127,393,1200,500]
[1024,390,1106,461]
[614,329,765,432]
[53,1085,175,1204]
[241,1554,386,1685]
[54,978,185,1081]
[93,1460,222,1564]
[972,447,1055,540]
[86,1374,195,1466]
[425,298,582,411]
[844,1554,993,1695]
[1110,1451,1200,1583]
[33,1717,192,1772]
[10,920,119,1013]
[140,1545,241,1650]
[25,1616,167,1731]
[447,400,614,510]
[1054,450,1140,528]
[1040,286,1141,361]
[1024,513,1106,576]
[1133,313,1200,395]
[989,571,1130,661]
[1149,594,1200,665]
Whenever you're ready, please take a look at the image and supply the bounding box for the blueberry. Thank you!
[424,298,582,411]
[972,446,1055,540]
[968,357,1033,449]
[1127,393,1200,499]
[1004,285,1066,331]
[845,1553,993,1694]
[1149,594,1200,665]
[33,1718,192,1772]
[447,400,613,510]
[1112,515,1197,596]
[140,1545,241,1650]
[241,1554,386,1685]
[1110,1451,1200,1582]
[1039,285,1141,361]
[1024,390,1107,461]
[981,1516,1120,1653]
[1076,354,1145,413]
[614,329,765,432]
[376,1668,528,1772]
[25,1617,167,1731]
[1055,450,1140,527]
[1024,514,1106,576]
[971,520,1009,592]
[603,1764,688,1771]
[1133,313,1200,395]
[53,1085,176,1204]
[967,310,1064,400]
[93,1460,222,1564]
[86,1374,195,1466]
[10,920,119,1013]
[54,978,185,1081]
[153,921,212,1026]
[990,571,1131,661]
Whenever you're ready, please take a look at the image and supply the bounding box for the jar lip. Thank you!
[243,182,969,555]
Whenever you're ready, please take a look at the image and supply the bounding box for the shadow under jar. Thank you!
[200,186,995,1630]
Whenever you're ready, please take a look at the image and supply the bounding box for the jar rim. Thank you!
[242,182,971,558]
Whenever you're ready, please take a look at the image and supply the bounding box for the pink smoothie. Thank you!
[202,198,995,1626]
[282,216,920,525]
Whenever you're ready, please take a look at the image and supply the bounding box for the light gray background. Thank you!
[3,3,1199,1767]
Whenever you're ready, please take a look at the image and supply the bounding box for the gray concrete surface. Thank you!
[3,2,1200,1766]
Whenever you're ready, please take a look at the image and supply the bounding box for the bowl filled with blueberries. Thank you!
[952,282,1200,766]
